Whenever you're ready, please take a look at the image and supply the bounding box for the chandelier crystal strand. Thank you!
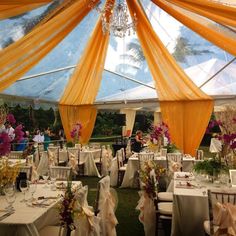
[90,0,137,37]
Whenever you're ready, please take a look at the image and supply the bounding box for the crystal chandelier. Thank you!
[91,0,137,38]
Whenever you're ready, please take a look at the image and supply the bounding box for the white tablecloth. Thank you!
[37,150,101,177]
[119,155,196,188]
[0,182,83,236]
[171,172,236,236]
[80,150,101,177]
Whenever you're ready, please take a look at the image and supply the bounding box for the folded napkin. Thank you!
[32,198,55,207]
[176,173,194,179]
[175,182,196,189]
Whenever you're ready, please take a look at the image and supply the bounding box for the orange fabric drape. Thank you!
[0,0,99,92]
[0,3,49,20]
[164,0,236,28]
[1,0,52,3]
[127,0,213,155]
[0,0,54,20]
[152,0,236,56]
[59,0,115,143]
[59,105,97,144]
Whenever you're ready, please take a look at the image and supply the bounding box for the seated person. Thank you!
[131,130,146,153]
[22,140,36,159]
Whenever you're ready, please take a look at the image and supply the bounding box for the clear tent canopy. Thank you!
[0,0,235,110]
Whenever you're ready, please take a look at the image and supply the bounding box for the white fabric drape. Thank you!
[120,108,136,137]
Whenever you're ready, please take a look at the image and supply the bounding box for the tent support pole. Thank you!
[199,57,236,88]
[17,65,156,90]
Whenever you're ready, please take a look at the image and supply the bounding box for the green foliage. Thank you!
[166,143,178,153]
[66,141,74,148]
[193,159,228,176]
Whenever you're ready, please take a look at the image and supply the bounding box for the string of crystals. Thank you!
[90,0,137,38]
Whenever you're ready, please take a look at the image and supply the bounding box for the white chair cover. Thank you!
[74,186,101,236]
[36,151,49,176]
[109,157,118,187]
[101,146,109,176]
[68,152,78,175]
[98,176,118,236]
[136,191,156,236]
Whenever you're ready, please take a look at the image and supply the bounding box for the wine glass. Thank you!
[19,180,29,202]
[29,181,37,201]
[42,175,49,188]
[4,184,16,211]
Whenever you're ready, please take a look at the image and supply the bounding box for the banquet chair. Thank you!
[94,147,103,175]
[67,147,84,175]
[166,153,183,172]
[138,152,154,171]
[8,151,23,159]
[98,176,118,236]
[155,196,173,236]
[204,189,236,236]
[47,146,60,164]
[160,148,167,157]
[196,149,204,160]
[67,147,79,162]
[19,166,33,181]
[49,166,72,180]
[116,149,127,186]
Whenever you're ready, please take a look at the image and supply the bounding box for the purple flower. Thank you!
[14,124,24,143]
[0,132,11,156]
[6,114,16,125]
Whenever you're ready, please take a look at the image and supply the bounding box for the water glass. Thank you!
[42,175,49,188]
[29,182,37,201]
[19,180,29,202]
[4,184,16,211]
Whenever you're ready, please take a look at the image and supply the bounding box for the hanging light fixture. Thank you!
[90,0,137,38]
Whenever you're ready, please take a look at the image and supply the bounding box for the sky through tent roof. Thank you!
[0,0,235,106]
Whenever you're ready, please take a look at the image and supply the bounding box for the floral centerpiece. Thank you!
[148,122,171,152]
[194,106,236,179]
[70,122,82,145]
[0,159,19,194]
[139,160,166,199]
[58,181,83,236]
[0,103,24,157]
[207,106,236,167]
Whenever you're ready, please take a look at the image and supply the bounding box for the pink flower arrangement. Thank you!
[0,132,11,156]
[208,118,236,153]
[150,122,171,145]
[14,124,24,143]
[70,122,82,144]
[6,113,16,125]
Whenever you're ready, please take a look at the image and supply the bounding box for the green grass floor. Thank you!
[78,176,144,236]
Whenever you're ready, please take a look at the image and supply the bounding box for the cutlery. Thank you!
[0,211,14,221]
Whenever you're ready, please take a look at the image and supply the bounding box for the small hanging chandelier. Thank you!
[90,0,137,38]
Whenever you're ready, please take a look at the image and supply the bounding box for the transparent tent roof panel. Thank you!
[0,0,235,105]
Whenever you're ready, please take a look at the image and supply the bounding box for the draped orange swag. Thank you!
[127,0,213,155]
[164,0,236,28]
[152,0,236,57]
[59,0,115,144]
[0,0,99,92]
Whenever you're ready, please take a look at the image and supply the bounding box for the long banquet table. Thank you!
[0,181,81,236]
[120,154,196,188]
[171,172,236,236]
[37,149,101,177]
